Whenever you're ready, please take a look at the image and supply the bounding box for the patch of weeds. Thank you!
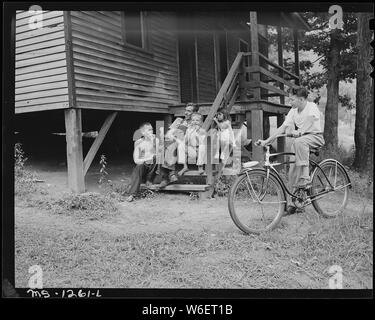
[98,154,109,186]
[43,192,119,220]
[189,192,199,200]
[15,143,40,198]
[214,175,236,197]
[138,188,156,200]
[346,169,373,199]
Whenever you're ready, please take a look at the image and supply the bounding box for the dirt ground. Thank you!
[15,161,373,289]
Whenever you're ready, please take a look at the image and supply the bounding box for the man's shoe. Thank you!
[158,180,169,188]
[294,179,312,190]
[169,174,178,183]
[284,205,297,216]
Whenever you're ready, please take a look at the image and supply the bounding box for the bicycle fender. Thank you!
[314,159,352,189]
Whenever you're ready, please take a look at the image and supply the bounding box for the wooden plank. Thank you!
[246,111,252,141]
[75,88,176,106]
[72,36,178,74]
[277,114,286,169]
[17,16,64,34]
[16,10,50,20]
[248,66,299,89]
[64,11,76,108]
[257,52,299,81]
[16,52,67,68]
[16,44,66,61]
[202,52,243,131]
[259,82,289,97]
[70,11,121,34]
[16,66,67,81]
[16,59,67,75]
[72,51,178,86]
[75,78,178,101]
[71,30,177,70]
[83,112,118,175]
[74,62,179,92]
[16,36,66,52]
[277,25,285,105]
[15,95,69,107]
[16,11,62,27]
[15,80,68,94]
[16,73,68,88]
[250,11,261,100]
[251,109,264,161]
[74,69,179,98]
[64,108,85,193]
[142,184,210,192]
[16,25,65,42]
[76,101,170,113]
[16,88,69,101]
[15,102,69,113]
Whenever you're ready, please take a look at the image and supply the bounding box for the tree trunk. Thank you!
[353,13,373,170]
[323,29,340,150]
[364,81,374,174]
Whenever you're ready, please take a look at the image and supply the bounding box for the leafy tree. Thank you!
[269,12,358,149]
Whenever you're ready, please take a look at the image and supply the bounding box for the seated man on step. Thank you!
[256,87,325,216]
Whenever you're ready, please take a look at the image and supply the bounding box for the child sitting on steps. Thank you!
[178,112,206,176]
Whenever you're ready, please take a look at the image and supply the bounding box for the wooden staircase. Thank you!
[141,53,245,197]
[152,49,299,196]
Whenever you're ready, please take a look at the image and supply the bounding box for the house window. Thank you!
[120,11,147,49]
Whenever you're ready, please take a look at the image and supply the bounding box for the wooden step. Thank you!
[182,170,218,176]
[141,184,211,192]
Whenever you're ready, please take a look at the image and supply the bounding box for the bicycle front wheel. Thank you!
[228,169,286,234]
[310,160,350,218]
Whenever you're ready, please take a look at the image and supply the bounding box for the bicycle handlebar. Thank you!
[254,132,321,147]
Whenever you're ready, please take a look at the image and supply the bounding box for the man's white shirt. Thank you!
[284,101,322,133]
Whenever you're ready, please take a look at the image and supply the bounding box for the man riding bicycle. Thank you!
[256,87,325,216]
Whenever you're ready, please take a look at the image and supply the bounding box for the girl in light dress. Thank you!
[213,108,236,165]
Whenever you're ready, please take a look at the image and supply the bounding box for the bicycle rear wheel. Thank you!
[310,160,350,218]
[228,169,286,234]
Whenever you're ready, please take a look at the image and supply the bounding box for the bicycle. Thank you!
[228,133,352,235]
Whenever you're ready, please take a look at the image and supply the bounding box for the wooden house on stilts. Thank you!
[15,9,310,194]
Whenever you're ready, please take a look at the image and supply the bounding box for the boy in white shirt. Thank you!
[256,87,325,215]
[126,122,159,202]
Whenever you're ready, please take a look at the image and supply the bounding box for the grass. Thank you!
[15,207,372,288]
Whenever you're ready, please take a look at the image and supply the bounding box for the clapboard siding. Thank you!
[70,11,180,113]
[15,10,69,113]
[196,27,216,103]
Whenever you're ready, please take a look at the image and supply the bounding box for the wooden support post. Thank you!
[203,132,214,198]
[246,111,252,140]
[164,114,173,132]
[277,25,285,105]
[251,109,263,161]
[249,11,261,100]
[83,112,118,176]
[277,114,286,171]
[64,108,85,193]
[293,29,300,86]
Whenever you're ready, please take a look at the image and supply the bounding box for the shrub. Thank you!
[14,143,39,197]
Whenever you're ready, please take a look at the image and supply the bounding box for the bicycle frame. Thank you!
[242,144,350,205]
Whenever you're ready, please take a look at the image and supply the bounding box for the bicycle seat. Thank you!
[309,147,320,156]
